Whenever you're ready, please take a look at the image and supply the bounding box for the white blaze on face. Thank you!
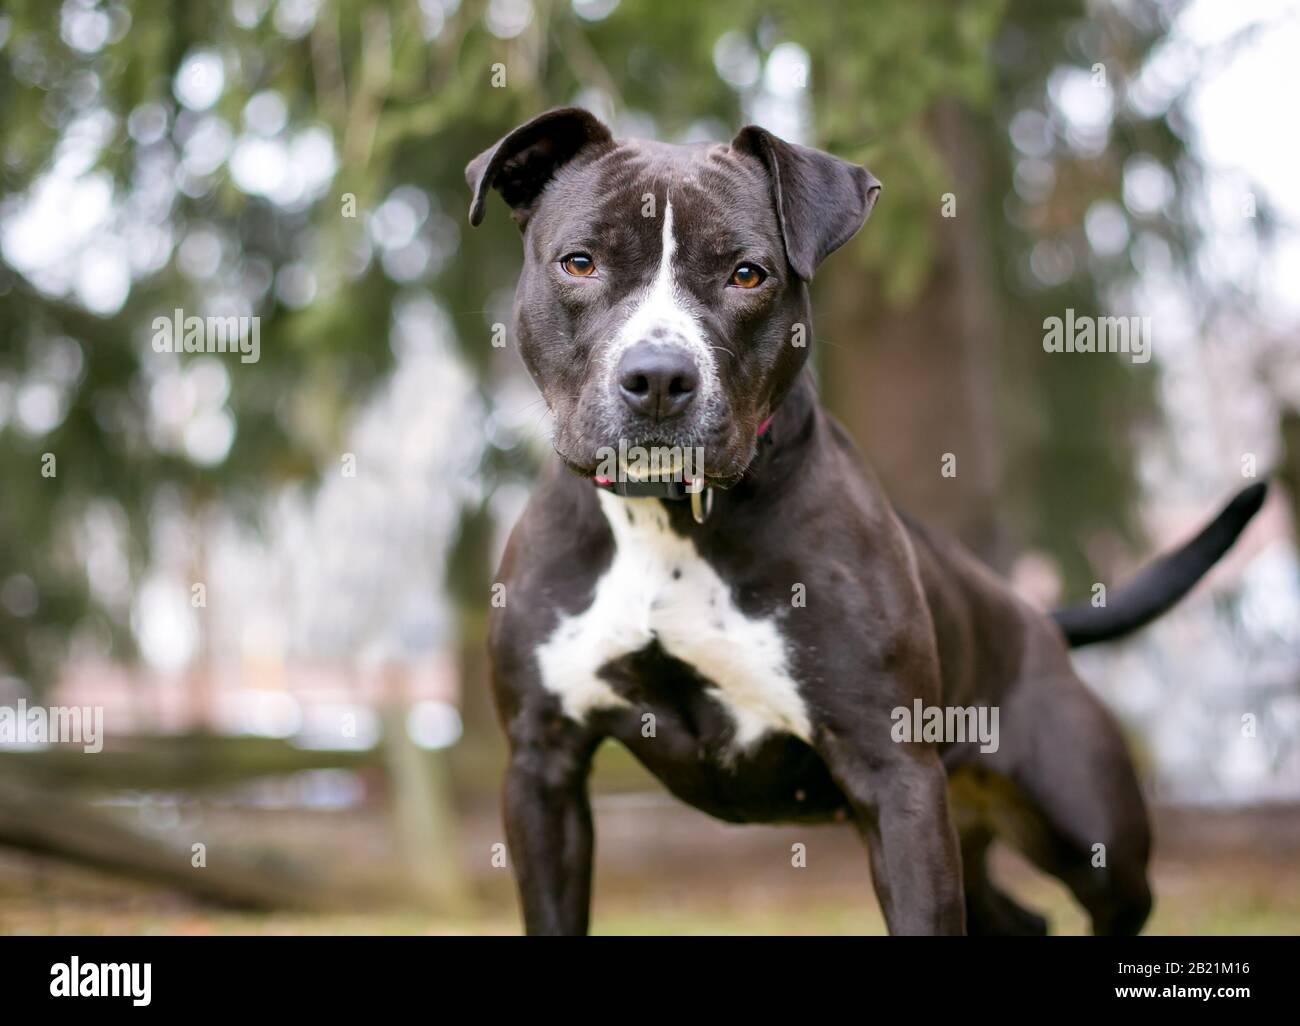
[605,198,719,415]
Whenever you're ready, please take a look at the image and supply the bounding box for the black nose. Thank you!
[617,344,699,420]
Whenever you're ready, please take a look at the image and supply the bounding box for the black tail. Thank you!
[1052,482,1268,648]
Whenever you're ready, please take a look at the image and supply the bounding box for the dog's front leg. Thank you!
[502,723,598,936]
[819,731,965,935]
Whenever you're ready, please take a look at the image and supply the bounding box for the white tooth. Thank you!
[620,450,684,480]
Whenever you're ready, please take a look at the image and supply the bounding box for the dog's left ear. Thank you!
[466,107,614,229]
[731,126,881,281]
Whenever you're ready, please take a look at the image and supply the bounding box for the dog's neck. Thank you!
[673,369,822,527]
[736,369,820,491]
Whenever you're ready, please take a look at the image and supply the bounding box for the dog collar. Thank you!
[591,414,775,525]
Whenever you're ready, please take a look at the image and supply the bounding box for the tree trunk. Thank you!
[821,100,1012,569]
[379,667,472,915]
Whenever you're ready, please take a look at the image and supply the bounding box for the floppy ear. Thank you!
[731,126,881,281]
[466,107,614,229]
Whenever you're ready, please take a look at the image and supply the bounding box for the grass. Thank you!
[2,800,1298,936]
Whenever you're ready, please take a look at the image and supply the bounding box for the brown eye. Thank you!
[561,253,596,277]
[729,263,767,289]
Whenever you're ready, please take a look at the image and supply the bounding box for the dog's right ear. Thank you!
[466,108,613,229]
[731,125,881,281]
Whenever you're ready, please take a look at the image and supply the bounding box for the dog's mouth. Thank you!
[553,409,763,490]
[557,437,750,491]
[558,445,700,481]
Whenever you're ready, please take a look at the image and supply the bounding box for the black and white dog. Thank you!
[467,108,1265,935]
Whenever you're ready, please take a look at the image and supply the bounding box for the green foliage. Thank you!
[0,0,1236,684]
[979,0,1200,582]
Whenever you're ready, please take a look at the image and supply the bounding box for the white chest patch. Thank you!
[535,492,811,750]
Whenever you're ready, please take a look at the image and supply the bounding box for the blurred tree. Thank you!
[818,0,1231,587]
[0,0,1265,691]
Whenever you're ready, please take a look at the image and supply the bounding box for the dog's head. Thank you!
[466,108,880,486]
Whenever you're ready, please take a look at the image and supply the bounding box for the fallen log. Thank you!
[0,777,331,910]
[0,733,381,792]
